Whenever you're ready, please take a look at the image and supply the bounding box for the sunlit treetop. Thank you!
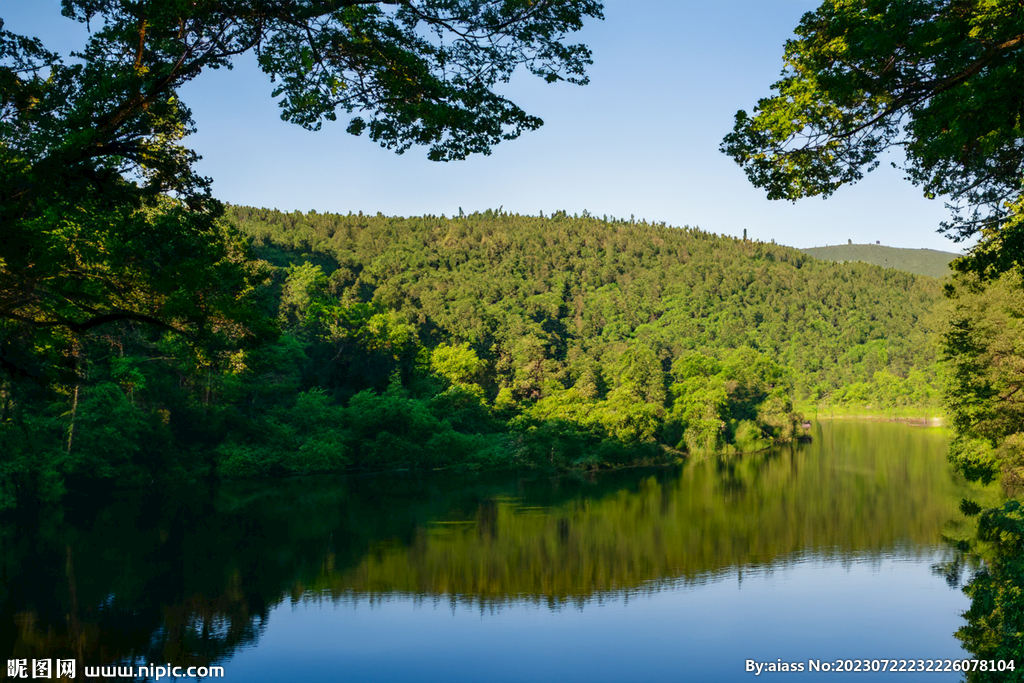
[721,0,1024,254]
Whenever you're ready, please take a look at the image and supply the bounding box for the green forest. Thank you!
[1,204,952,510]
[2,0,1012,508]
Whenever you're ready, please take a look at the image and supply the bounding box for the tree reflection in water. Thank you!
[953,500,1024,682]
[0,422,1001,677]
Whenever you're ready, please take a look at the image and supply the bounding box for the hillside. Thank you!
[231,208,943,415]
[800,244,959,278]
[0,208,951,509]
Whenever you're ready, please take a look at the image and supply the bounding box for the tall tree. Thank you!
[0,0,603,381]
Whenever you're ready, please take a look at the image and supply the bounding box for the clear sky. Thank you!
[4,0,969,252]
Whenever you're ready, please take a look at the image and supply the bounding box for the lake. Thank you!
[0,421,994,681]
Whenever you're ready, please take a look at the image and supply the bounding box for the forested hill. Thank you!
[0,208,950,510]
[230,207,942,401]
[800,244,959,278]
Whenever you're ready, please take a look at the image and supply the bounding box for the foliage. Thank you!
[201,206,953,481]
[0,0,603,505]
[0,405,65,510]
[430,343,483,386]
[205,208,943,476]
[1,16,273,386]
[721,0,1024,246]
[724,0,1024,491]
[232,207,943,400]
[0,206,950,507]
[0,205,951,506]
[1,0,603,374]
[942,267,1024,488]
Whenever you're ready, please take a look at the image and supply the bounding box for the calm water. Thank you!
[1,421,995,681]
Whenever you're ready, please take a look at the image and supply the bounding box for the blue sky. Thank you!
[4,1,967,252]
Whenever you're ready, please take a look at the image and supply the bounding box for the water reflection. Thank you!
[954,500,1024,681]
[0,421,997,678]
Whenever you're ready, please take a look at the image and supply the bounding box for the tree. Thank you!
[720,0,1024,254]
[942,265,1024,488]
[0,0,603,381]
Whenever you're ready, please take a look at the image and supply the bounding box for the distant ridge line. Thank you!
[799,243,959,279]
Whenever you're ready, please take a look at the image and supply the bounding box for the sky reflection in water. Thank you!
[223,421,979,682]
[231,553,967,683]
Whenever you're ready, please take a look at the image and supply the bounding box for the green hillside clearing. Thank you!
[800,244,959,278]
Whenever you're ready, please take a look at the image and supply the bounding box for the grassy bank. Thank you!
[796,402,946,425]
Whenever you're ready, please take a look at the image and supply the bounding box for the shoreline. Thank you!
[809,413,944,427]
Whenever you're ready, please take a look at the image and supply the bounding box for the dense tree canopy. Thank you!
[233,207,942,402]
[0,207,948,508]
